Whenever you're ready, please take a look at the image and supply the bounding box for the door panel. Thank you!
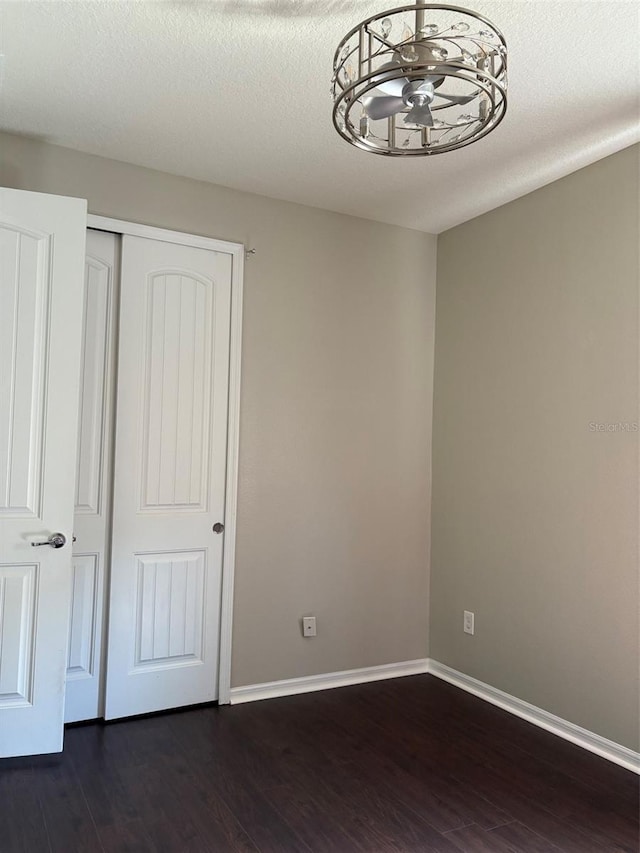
[0,187,87,756]
[0,220,49,517]
[105,235,231,719]
[134,549,206,667]
[65,229,119,723]
[0,564,38,704]
[67,554,99,678]
[139,268,214,512]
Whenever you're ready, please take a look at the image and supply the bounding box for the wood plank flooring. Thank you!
[0,675,637,852]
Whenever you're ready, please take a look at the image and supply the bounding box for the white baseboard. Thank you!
[229,656,639,774]
[229,658,430,705]
[427,660,640,775]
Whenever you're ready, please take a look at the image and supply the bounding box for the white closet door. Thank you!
[65,230,119,723]
[0,187,87,756]
[105,235,231,719]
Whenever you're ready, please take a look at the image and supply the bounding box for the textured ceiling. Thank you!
[1,0,639,233]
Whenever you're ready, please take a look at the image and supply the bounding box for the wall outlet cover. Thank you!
[302,616,317,637]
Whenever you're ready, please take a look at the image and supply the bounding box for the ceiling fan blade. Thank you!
[377,78,410,96]
[363,95,405,120]
[404,104,434,128]
[372,53,448,96]
[372,61,410,96]
[435,92,477,104]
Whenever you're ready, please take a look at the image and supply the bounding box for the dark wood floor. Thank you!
[1,675,638,852]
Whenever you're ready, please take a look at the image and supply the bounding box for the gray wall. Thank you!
[0,132,436,687]
[3,130,637,750]
[431,145,640,750]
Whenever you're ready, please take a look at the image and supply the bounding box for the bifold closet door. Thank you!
[65,229,119,724]
[105,235,231,720]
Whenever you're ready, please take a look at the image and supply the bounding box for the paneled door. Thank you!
[104,235,231,719]
[65,230,119,723]
[0,187,87,756]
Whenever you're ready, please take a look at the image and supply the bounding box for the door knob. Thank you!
[212,522,225,534]
[31,532,67,549]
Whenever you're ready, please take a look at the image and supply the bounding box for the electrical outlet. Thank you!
[463,610,475,635]
[302,616,317,637]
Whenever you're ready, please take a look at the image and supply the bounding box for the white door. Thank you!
[105,235,231,719]
[65,230,119,723]
[0,187,87,756]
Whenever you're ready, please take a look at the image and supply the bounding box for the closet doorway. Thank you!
[65,218,243,724]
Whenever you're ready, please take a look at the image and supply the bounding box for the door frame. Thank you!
[87,214,244,705]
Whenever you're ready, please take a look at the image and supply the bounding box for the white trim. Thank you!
[88,214,243,708]
[229,658,430,704]
[427,660,640,775]
[87,214,242,257]
[217,243,244,705]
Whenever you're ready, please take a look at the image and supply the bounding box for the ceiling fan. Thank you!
[331,3,508,156]
[363,45,477,128]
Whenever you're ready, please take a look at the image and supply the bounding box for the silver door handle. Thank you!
[31,533,67,549]
[212,522,224,534]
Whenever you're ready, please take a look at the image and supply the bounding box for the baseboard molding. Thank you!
[428,660,640,775]
[230,656,639,774]
[229,658,430,705]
